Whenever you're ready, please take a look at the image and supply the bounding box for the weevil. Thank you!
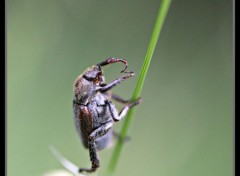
[73,57,141,173]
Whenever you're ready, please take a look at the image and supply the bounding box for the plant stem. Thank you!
[106,0,172,175]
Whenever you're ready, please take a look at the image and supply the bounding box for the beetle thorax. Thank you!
[74,77,96,105]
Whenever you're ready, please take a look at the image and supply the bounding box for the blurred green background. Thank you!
[7,0,233,176]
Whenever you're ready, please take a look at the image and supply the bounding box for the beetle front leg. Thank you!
[79,122,113,173]
[98,73,135,93]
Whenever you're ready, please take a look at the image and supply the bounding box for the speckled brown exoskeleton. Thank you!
[73,58,141,173]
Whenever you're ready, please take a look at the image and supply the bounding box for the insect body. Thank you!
[73,58,141,173]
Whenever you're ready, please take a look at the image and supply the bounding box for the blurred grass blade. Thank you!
[106,0,172,174]
[49,145,86,176]
[43,169,76,176]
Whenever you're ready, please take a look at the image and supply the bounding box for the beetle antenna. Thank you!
[97,57,128,73]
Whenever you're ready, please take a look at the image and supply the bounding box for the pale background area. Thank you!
[7,0,233,176]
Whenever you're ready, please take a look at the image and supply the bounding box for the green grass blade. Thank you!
[106,0,172,175]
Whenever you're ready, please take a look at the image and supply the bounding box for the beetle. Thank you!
[73,57,141,173]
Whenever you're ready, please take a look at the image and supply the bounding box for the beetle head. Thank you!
[83,65,105,86]
[74,58,130,105]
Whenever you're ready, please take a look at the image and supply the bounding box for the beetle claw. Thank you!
[122,71,135,75]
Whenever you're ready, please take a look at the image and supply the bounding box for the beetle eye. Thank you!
[94,75,101,82]
[93,71,103,83]
[94,77,99,81]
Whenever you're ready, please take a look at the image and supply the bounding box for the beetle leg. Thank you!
[111,93,130,104]
[98,72,135,93]
[79,121,113,173]
[104,92,130,104]
[97,57,128,73]
[107,97,142,122]
[113,131,131,142]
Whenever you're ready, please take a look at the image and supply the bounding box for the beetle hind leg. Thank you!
[79,121,113,173]
[78,140,99,173]
[113,131,131,142]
